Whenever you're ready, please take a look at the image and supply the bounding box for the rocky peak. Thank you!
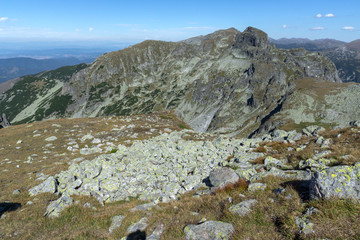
[233,26,269,49]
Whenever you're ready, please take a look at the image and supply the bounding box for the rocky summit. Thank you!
[3,27,360,138]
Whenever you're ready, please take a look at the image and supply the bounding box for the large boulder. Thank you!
[184,221,234,240]
[208,167,240,188]
[309,162,360,200]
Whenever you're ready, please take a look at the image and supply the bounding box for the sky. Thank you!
[0,0,359,47]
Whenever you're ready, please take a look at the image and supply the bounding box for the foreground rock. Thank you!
[208,167,239,188]
[31,130,263,206]
[310,162,360,200]
[229,199,257,216]
[44,194,73,218]
[184,221,234,240]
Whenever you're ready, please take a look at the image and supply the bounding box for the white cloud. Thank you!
[325,13,335,18]
[311,27,325,30]
[0,17,8,22]
[282,24,287,28]
[315,13,335,18]
[342,26,355,30]
[89,27,94,32]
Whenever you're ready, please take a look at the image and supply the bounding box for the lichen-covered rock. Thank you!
[109,215,125,233]
[235,167,258,181]
[310,162,360,200]
[184,220,234,240]
[127,217,148,234]
[29,176,57,196]
[248,183,266,192]
[229,199,257,216]
[302,126,325,136]
[44,194,73,218]
[298,158,334,171]
[146,224,165,240]
[130,202,158,212]
[208,167,239,188]
[264,156,291,170]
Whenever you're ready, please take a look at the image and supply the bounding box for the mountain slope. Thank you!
[0,57,94,84]
[271,38,360,83]
[0,27,346,137]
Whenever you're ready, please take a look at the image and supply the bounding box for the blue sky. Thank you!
[0,0,359,45]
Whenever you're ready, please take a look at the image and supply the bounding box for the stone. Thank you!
[302,126,325,136]
[44,194,73,218]
[229,199,257,216]
[208,167,239,188]
[146,224,165,240]
[109,215,125,233]
[127,217,148,234]
[264,156,290,170]
[309,162,360,200]
[29,176,57,196]
[45,136,57,142]
[235,167,257,181]
[184,220,234,240]
[130,202,158,212]
[248,183,266,192]
[12,189,20,195]
[0,113,11,129]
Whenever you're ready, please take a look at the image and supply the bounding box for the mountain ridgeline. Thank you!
[2,27,360,137]
[270,38,360,83]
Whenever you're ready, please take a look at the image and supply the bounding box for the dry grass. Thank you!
[1,116,360,239]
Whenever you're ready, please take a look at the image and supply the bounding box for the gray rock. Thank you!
[184,220,234,240]
[264,156,291,170]
[44,194,73,218]
[295,207,319,235]
[109,215,125,233]
[248,183,266,192]
[146,224,165,240]
[229,199,257,216]
[208,167,239,188]
[130,202,158,212]
[127,217,148,233]
[45,136,57,142]
[12,189,20,195]
[29,176,57,196]
[302,126,325,136]
[0,113,11,129]
[309,162,360,200]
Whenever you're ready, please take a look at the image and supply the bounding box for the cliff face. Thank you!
[0,27,343,137]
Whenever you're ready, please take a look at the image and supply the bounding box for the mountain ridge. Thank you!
[3,26,360,138]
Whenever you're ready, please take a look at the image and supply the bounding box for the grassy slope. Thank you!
[0,113,360,239]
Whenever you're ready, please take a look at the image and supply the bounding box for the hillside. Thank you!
[1,113,360,239]
[0,57,95,85]
[2,27,352,138]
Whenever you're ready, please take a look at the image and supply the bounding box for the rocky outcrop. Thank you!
[0,113,11,128]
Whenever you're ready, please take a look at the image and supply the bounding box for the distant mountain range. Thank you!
[0,57,95,84]
[270,38,360,83]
